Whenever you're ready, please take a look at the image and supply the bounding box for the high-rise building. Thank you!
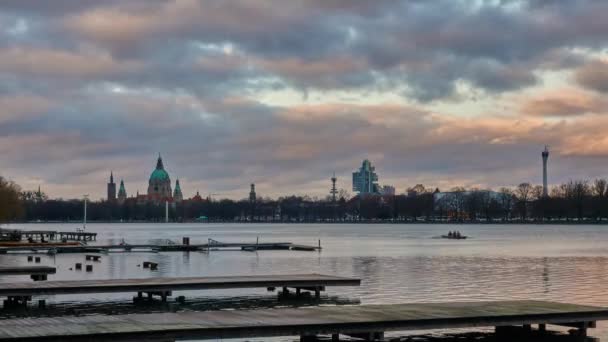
[117,179,127,204]
[107,172,116,202]
[352,159,380,195]
[542,146,549,197]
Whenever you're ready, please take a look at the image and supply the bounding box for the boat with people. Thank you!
[441,231,468,240]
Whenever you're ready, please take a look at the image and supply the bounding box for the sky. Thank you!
[2,0,608,200]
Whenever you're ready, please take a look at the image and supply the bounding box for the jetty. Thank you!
[0,274,360,306]
[0,300,605,341]
[0,229,96,244]
[0,267,55,276]
[0,241,320,254]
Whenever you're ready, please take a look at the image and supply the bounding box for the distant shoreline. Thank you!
[8,220,608,225]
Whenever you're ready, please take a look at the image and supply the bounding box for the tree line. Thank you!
[5,176,608,223]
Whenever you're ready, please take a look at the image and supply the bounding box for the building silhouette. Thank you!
[107,172,116,202]
[352,159,380,195]
[108,154,187,205]
[173,179,183,203]
[148,154,172,202]
[117,179,127,204]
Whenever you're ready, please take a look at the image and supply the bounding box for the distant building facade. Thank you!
[108,154,189,205]
[107,172,116,202]
[148,155,173,202]
[117,179,127,204]
[352,159,380,195]
[381,185,396,196]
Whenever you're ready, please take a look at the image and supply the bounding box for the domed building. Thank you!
[147,154,172,202]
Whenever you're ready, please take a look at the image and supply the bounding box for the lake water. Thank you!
[2,223,608,341]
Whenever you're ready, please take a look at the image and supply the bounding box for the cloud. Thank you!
[575,59,608,93]
[4,0,608,198]
[521,89,605,117]
[0,47,143,80]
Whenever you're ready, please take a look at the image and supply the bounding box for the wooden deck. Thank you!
[0,274,360,304]
[0,267,55,275]
[0,241,319,254]
[0,301,605,341]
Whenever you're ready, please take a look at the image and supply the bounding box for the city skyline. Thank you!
[2,1,608,199]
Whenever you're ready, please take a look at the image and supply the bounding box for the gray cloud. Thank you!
[575,60,608,93]
[2,1,608,198]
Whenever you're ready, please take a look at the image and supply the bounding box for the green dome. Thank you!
[150,154,170,182]
[150,168,170,182]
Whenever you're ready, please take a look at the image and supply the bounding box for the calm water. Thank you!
[2,223,608,341]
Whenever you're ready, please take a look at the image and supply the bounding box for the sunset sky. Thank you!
[2,0,608,200]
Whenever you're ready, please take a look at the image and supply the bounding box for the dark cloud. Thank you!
[2,1,608,198]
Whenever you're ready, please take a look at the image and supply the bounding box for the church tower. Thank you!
[107,172,116,202]
[173,179,183,203]
[117,179,127,204]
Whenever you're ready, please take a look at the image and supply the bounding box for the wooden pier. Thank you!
[0,274,360,306]
[0,241,319,254]
[0,229,96,243]
[0,267,55,276]
[0,300,605,341]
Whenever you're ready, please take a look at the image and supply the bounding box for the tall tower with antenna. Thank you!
[330,172,338,203]
[542,146,549,197]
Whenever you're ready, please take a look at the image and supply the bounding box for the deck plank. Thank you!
[0,301,607,341]
[0,274,359,297]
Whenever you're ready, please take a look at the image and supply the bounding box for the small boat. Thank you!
[441,235,468,240]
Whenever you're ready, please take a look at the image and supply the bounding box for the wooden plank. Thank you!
[0,274,360,297]
[0,241,318,253]
[0,301,605,341]
[0,267,56,275]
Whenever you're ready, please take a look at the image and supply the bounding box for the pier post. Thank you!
[300,335,316,342]
[331,333,339,341]
[315,287,321,299]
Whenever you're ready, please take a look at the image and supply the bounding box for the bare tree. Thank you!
[515,183,532,220]
[498,187,514,221]
[592,179,607,198]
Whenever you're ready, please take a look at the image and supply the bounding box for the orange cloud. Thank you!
[0,47,142,78]
[521,88,604,117]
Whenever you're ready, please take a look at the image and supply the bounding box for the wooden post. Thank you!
[331,333,339,341]
[539,323,546,333]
